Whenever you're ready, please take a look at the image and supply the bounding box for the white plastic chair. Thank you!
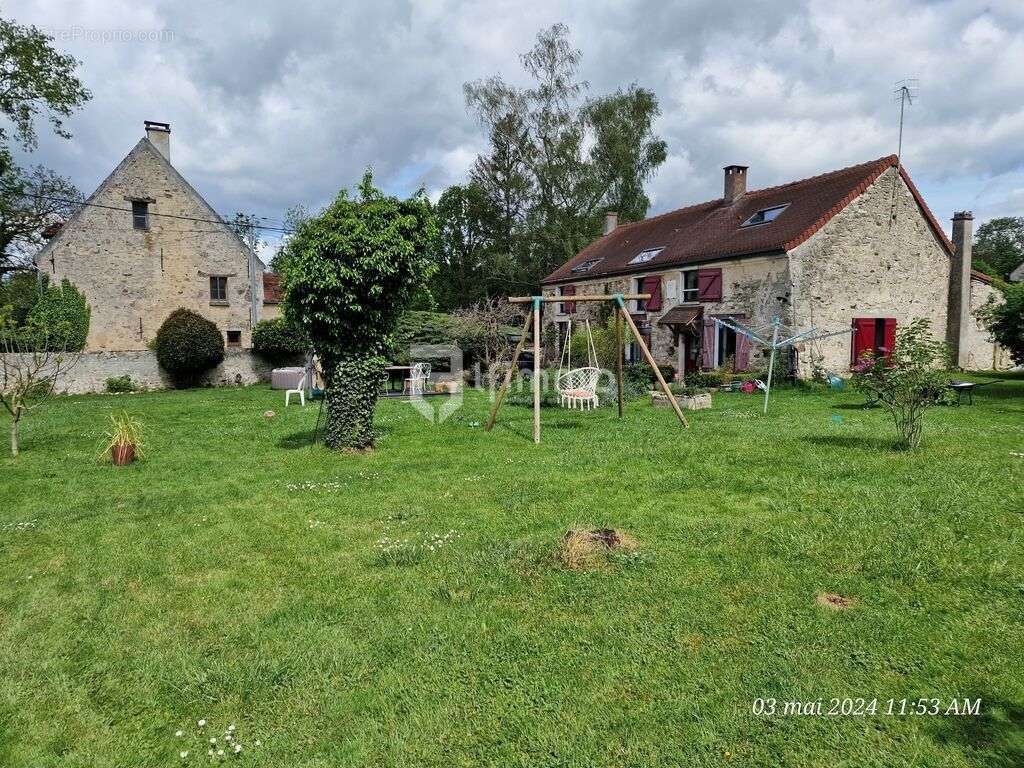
[557,366,600,410]
[285,370,307,407]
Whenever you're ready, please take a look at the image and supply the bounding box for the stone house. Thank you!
[541,156,1009,376]
[35,122,265,351]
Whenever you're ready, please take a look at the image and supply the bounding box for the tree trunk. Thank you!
[10,414,19,457]
[323,355,385,450]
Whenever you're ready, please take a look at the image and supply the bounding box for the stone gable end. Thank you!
[37,139,255,351]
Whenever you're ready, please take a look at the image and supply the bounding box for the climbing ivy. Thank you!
[279,171,437,450]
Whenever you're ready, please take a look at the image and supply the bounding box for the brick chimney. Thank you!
[603,211,618,235]
[723,165,748,202]
[144,121,171,162]
[947,211,974,367]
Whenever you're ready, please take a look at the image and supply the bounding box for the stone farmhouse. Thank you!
[36,121,268,352]
[541,156,1010,376]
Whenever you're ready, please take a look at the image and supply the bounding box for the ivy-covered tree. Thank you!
[978,281,1023,366]
[280,172,437,450]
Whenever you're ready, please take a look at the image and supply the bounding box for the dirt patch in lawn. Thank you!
[558,527,639,571]
[816,592,857,610]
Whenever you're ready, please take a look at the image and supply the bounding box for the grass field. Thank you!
[1,376,1023,767]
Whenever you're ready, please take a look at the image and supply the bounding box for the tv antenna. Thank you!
[889,78,919,226]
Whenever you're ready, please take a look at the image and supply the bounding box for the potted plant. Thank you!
[100,412,145,465]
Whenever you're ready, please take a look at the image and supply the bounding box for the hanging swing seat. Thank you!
[556,318,601,410]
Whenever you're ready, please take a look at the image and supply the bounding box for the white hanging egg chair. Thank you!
[556,318,601,410]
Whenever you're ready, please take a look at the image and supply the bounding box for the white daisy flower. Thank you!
[179,751,188,759]
[175,730,184,737]
[198,719,207,727]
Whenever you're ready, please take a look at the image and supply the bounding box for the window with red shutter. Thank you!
[643,276,662,311]
[696,268,722,301]
[559,285,576,314]
[851,318,897,365]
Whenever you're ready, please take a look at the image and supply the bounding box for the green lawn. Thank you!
[1,377,1023,767]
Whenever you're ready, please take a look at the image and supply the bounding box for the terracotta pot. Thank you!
[111,443,136,465]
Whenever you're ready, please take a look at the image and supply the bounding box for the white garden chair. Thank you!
[403,363,431,396]
[285,370,307,407]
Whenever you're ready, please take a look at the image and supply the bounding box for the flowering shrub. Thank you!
[850,318,951,449]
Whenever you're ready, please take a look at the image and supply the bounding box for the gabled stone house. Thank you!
[36,122,265,352]
[541,156,1010,376]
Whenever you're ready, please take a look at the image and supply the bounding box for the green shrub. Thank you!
[105,375,137,393]
[154,308,224,387]
[0,272,43,328]
[391,311,456,363]
[24,278,90,350]
[252,318,308,363]
[668,383,710,397]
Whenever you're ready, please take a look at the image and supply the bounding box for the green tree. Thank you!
[0,18,91,152]
[0,154,84,272]
[850,318,951,450]
[0,270,42,326]
[154,308,225,388]
[462,24,667,286]
[972,217,1024,281]
[280,171,437,450]
[24,276,90,350]
[977,282,1023,366]
[227,211,264,256]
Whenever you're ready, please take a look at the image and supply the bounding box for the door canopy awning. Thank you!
[658,305,703,329]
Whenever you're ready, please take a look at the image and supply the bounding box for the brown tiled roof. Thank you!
[970,269,994,285]
[542,155,954,284]
[263,272,283,304]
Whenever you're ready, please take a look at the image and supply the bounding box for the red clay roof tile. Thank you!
[542,156,953,284]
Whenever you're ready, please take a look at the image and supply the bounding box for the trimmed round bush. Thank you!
[154,308,224,387]
[252,317,308,363]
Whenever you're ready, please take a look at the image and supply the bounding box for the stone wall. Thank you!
[788,167,952,375]
[2,349,275,395]
[962,278,1013,370]
[36,138,257,352]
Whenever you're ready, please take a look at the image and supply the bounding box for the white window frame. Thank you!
[740,204,789,228]
[679,269,699,302]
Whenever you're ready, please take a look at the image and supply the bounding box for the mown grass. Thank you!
[1,374,1022,767]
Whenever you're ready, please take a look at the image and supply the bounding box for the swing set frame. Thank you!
[485,293,688,444]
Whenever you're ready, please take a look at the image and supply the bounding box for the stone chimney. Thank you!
[723,165,748,202]
[603,211,618,235]
[947,211,974,367]
[144,121,171,162]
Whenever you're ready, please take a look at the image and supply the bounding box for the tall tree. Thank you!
[227,211,264,257]
[0,154,83,272]
[281,172,437,450]
[973,217,1024,281]
[463,24,667,285]
[0,17,91,152]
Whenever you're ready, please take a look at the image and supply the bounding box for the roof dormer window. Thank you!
[740,204,788,227]
[571,257,603,274]
[628,247,664,265]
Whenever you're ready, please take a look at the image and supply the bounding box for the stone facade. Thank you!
[1,349,274,395]
[787,167,953,375]
[541,253,788,374]
[963,277,1013,370]
[35,126,261,352]
[542,165,1011,376]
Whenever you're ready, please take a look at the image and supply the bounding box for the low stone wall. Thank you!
[1,349,275,395]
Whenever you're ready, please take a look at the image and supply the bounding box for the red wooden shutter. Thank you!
[882,318,897,357]
[642,276,662,311]
[561,285,576,314]
[735,327,751,371]
[851,318,875,364]
[697,269,722,301]
[701,317,716,369]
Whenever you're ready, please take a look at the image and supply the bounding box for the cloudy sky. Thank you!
[7,0,1024,263]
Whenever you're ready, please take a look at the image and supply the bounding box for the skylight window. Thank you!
[629,247,664,265]
[571,258,603,274]
[741,204,789,227]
